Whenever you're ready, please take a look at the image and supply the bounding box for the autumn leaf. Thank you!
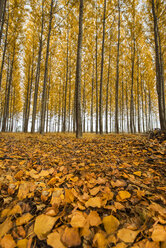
[47,231,66,248]
[87,211,102,226]
[0,218,13,238]
[117,228,139,243]
[0,234,16,248]
[151,224,166,242]
[61,227,81,247]
[85,197,102,208]
[34,214,57,240]
[103,215,120,234]
[70,211,86,228]
[93,232,107,248]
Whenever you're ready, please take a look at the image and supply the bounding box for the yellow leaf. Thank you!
[118,191,131,200]
[34,214,57,240]
[151,224,166,242]
[47,231,65,248]
[16,213,33,226]
[103,215,119,234]
[70,211,86,228]
[15,170,24,180]
[17,239,28,248]
[89,186,101,196]
[0,234,16,248]
[61,227,81,247]
[112,242,127,248]
[0,218,13,238]
[8,205,22,216]
[93,232,107,248]
[85,197,102,208]
[134,171,142,177]
[88,211,102,227]
[64,189,75,203]
[39,170,50,177]
[117,228,139,243]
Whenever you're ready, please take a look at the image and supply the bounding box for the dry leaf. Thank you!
[34,214,57,240]
[93,232,107,248]
[88,211,102,226]
[0,218,13,238]
[17,239,28,248]
[47,231,66,248]
[85,197,102,208]
[16,213,33,226]
[151,224,166,242]
[117,191,131,200]
[61,227,81,247]
[117,228,139,243]
[0,234,16,248]
[70,211,86,228]
[103,215,119,234]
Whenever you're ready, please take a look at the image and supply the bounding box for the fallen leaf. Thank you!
[70,211,86,228]
[16,213,33,226]
[117,191,131,201]
[87,211,102,226]
[34,214,57,240]
[103,215,119,234]
[151,224,166,242]
[47,231,65,248]
[0,234,16,248]
[93,232,107,248]
[85,197,102,208]
[117,228,139,243]
[134,171,141,177]
[17,239,28,248]
[61,227,81,247]
[0,218,13,238]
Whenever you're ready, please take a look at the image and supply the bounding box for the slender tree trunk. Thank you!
[40,0,54,134]
[31,0,44,133]
[99,0,106,134]
[63,27,69,132]
[0,0,7,46]
[130,37,135,133]
[95,1,98,134]
[141,77,145,132]
[137,52,140,132]
[75,0,83,138]
[91,59,94,133]
[0,6,9,91]
[151,0,166,130]
[115,0,120,133]
[83,71,86,133]
[106,47,111,134]
[68,57,71,132]
[2,45,15,132]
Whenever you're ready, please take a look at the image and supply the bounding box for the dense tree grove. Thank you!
[0,0,165,134]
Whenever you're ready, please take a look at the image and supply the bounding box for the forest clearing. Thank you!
[0,133,166,247]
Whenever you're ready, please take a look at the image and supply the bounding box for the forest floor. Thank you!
[0,133,166,248]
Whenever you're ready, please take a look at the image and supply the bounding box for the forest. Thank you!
[0,0,165,135]
[0,0,166,248]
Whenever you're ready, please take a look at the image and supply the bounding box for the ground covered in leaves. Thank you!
[0,133,166,248]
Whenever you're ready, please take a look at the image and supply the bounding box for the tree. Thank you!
[75,0,84,138]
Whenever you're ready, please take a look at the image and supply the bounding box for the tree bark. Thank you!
[115,0,120,133]
[99,0,106,134]
[75,0,83,138]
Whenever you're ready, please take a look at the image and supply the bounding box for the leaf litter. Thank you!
[0,133,166,247]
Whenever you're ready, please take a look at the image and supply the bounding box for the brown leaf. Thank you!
[85,197,102,208]
[151,224,166,242]
[87,211,102,227]
[16,213,33,226]
[61,227,81,247]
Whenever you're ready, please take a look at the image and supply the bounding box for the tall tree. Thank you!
[75,0,84,138]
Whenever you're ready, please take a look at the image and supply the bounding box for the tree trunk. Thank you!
[95,1,98,134]
[99,0,106,135]
[40,0,54,134]
[151,0,166,130]
[91,59,94,133]
[31,0,44,133]
[106,46,111,134]
[75,0,83,138]
[115,0,120,133]
[0,0,7,46]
